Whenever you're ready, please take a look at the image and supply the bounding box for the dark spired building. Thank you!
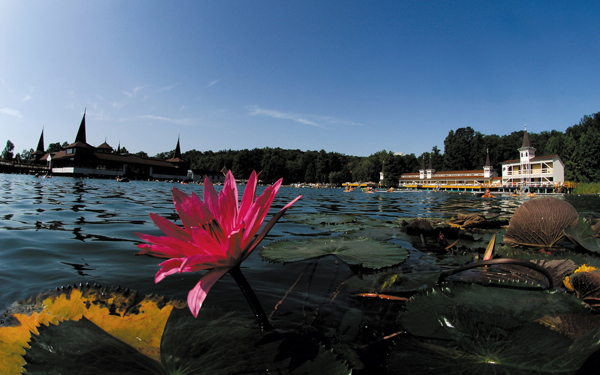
[46,111,190,180]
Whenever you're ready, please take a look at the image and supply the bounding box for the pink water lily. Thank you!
[136,171,301,318]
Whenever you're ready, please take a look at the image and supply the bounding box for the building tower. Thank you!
[519,125,535,187]
[32,128,45,161]
[426,155,435,179]
[483,149,493,180]
[419,156,425,180]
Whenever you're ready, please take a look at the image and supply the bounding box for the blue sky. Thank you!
[1,1,599,158]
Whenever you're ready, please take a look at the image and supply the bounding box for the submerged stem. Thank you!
[229,265,274,331]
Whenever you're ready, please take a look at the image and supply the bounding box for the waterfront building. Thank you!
[44,112,190,180]
[398,152,499,190]
[499,127,564,188]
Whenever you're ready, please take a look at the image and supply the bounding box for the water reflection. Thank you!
[1,173,599,315]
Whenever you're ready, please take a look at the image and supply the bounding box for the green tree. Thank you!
[1,140,15,160]
[20,148,34,161]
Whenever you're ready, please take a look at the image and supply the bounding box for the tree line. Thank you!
[3,111,599,185]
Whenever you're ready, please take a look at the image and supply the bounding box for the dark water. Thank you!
[1,174,599,328]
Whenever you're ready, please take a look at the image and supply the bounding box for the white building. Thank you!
[398,152,499,190]
[499,128,564,188]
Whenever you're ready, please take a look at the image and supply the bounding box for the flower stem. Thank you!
[229,265,274,331]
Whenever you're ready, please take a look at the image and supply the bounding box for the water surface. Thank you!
[1,174,599,326]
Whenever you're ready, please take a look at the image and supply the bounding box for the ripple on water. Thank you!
[1,174,599,317]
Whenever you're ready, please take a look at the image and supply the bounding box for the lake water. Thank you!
[1,173,599,330]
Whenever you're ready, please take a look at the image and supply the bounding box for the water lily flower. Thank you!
[136,171,301,320]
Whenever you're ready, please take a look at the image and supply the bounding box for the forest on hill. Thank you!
[153,111,599,186]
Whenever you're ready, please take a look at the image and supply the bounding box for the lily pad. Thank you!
[0,285,182,374]
[23,306,351,375]
[8,287,350,375]
[564,217,600,254]
[259,237,409,270]
[400,284,589,341]
[390,309,600,375]
[504,197,579,247]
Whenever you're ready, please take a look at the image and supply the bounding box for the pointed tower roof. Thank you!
[428,155,433,170]
[521,125,532,148]
[167,136,183,163]
[36,128,44,152]
[485,149,491,167]
[33,128,46,160]
[75,110,86,144]
[173,136,181,159]
[421,157,425,170]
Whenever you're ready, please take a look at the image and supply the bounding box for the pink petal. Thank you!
[243,194,302,257]
[187,268,230,317]
[203,176,220,219]
[239,171,258,220]
[135,233,200,258]
[149,213,191,242]
[217,171,239,233]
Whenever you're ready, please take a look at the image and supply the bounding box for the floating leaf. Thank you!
[391,309,600,375]
[563,270,600,310]
[563,264,598,291]
[438,258,555,289]
[400,284,589,341]
[259,237,409,269]
[504,197,579,247]
[0,285,181,374]
[23,317,164,375]
[537,313,600,340]
[22,306,351,375]
[564,217,600,253]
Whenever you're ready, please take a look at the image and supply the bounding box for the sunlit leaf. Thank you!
[0,285,181,374]
[23,317,164,375]
[563,264,598,291]
[564,217,600,253]
[564,270,600,309]
[259,237,409,269]
[504,198,579,247]
[22,306,350,375]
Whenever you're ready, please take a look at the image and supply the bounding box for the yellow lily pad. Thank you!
[0,284,185,374]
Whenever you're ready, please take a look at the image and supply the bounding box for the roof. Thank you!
[96,142,113,150]
[521,128,531,148]
[64,141,93,149]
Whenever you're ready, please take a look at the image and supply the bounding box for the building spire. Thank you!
[75,109,86,143]
[428,155,432,170]
[173,135,181,159]
[521,124,531,148]
[485,148,491,167]
[36,128,45,152]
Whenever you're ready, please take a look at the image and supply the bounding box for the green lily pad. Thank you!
[390,309,600,375]
[565,217,600,254]
[284,213,395,233]
[400,284,589,341]
[23,306,351,375]
[259,237,409,270]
